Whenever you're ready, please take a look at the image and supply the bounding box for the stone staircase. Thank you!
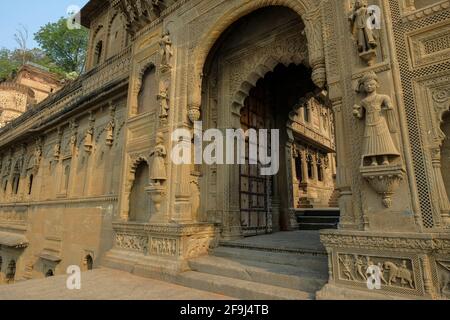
[328,189,340,207]
[176,242,328,300]
[296,208,340,230]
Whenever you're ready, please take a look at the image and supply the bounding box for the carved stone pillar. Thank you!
[301,148,309,184]
[430,147,450,226]
[312,152,319,182]
[331,98,356,229]
[173,128,193,223]
[303,8,326,88]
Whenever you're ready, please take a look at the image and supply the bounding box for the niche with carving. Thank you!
[129,161,150,222]
[137,66,158,115]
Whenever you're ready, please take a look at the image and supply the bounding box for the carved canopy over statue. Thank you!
[113,0,175,35]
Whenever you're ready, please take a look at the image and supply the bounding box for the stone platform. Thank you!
[219,230,327,255]
[0,268,232,300]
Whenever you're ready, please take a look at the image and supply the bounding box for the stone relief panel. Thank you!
[0,211,28,224]
[337,253,415,290]
[150,237,177,256]
[185,235,213,259]
[115,233,148,252]
[435,260,450,298]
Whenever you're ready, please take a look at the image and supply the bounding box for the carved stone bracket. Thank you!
[359,49,377,66]
[145,184,166,216]
[113,0,167,36]
[360,164,405,208]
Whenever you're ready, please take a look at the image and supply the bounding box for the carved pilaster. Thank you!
[430,147,450,225]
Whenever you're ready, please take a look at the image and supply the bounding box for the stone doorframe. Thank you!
[195,4,319,239]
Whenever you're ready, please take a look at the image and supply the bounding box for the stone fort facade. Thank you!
[0,0,449,299]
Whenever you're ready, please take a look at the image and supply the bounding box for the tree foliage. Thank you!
[34,17,88,75]
[0,47,64,81]
[0,17,89,82]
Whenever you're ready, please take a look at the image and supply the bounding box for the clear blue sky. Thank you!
[0,0,89,50]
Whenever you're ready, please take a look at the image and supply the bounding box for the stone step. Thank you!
[298,209,340,217]
[211,246,328,271]
[176,271,314,300]
[298,222,338,230]
[188,255,327,292]
[297,216,339,224]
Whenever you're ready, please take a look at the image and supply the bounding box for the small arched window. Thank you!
[307,154,314,179]
[6,260,16,283]
[129,161,150,222]
[28,174,34,195]
[85,255,93,271]
[64,165,70,192]
[94,41,103,66]
[304,106,310,123]
[12,175,20,194]
[295,154,303,182]
[317,161,324,182]
[45,269,54,277]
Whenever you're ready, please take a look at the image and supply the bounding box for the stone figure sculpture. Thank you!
[159,31,173,68]
[353,72,400,166]
[349,0,377,53]
[384,261,414,288]
[158,85,170,119]
[150,132,167,185]
[106,120,115,146]
[354,255,367,280]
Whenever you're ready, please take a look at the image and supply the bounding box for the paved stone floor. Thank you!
[0,268,232,300]
[221,230,326,253]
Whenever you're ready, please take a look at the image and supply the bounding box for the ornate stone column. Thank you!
[303,8,326,88]
[312,152,319,182]
[430,147,450,226]
[330,97,356,229]
[301,147,309,184]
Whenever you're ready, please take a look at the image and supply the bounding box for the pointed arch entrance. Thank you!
[198,6,338,238]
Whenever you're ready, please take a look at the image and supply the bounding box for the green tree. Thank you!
[34,17,88,75]
[0,48,20,81]
[0,47,64,82]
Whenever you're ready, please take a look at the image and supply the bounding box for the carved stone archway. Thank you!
[230,54,308,113]
[120,155,149,220]
[198,6,318,238]
[130,59,158,116]
[187,0,326,121]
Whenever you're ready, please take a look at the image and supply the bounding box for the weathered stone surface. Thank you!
[0,0,449,300]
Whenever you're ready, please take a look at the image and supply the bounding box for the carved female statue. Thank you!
[159,31,173,67]
[353,72,400,166]
[150,132,167,185]
[349,0,377,53]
